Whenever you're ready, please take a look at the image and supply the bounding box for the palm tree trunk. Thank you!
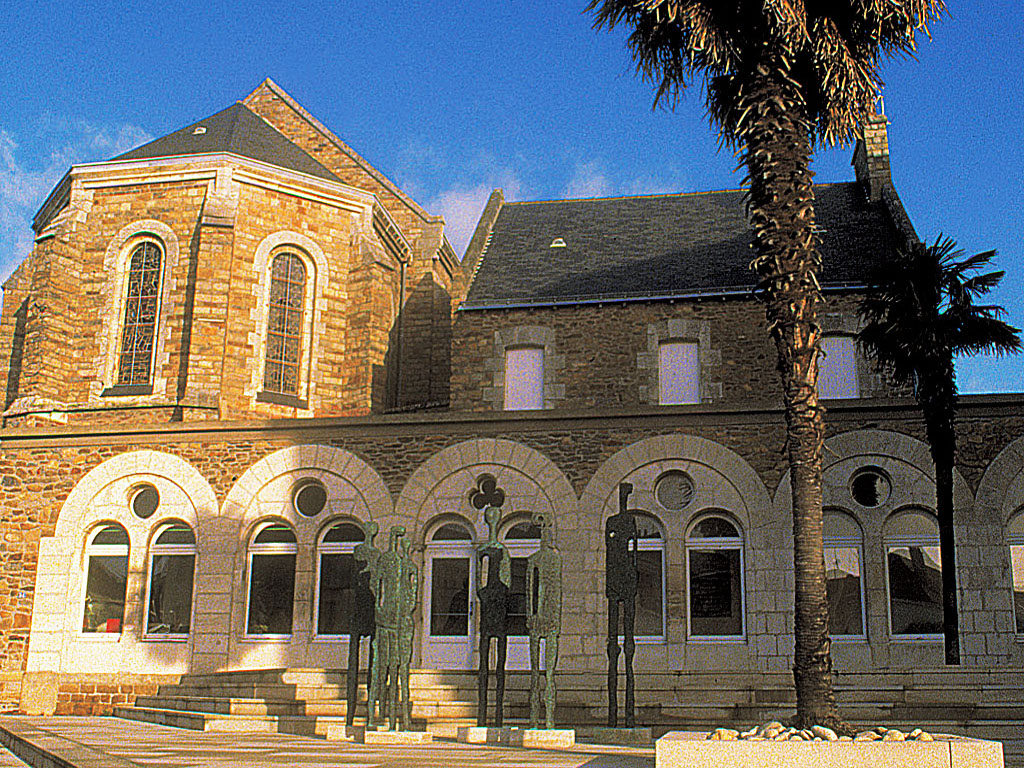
[922,363,961,665]
[742,67,844,730]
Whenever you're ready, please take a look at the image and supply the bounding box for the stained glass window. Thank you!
[117,242,161,386]
[263,253,307,396]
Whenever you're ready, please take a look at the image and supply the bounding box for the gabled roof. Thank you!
[114,102,341,183]
[462,182,902,308]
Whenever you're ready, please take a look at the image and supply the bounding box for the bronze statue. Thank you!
[348,520,380,726]
[367,525,416,731]
[475,504,511,726]
[605,482,639,728]
[527,509,562,730]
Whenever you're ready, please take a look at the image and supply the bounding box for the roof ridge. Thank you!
[506,188,747,206]
[247,78,438,223]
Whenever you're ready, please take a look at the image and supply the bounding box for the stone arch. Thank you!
[581,433,770,536]
[28,450,214,677]
[395,438,577,546]
[976,433,1024,523]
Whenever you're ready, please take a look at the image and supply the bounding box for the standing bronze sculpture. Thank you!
[367,525,417,731]
[348,520,380,726]
[471,474,510,727]
[527,509,562,730]
[605,482,638,728]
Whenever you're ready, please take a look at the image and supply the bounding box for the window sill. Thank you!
[142,634,190,643]
[312,635,352,643]
[241,634,293,643]
[256,390,308,409]
[686,636,746,643]
[101,384,153,397]
[831,636,868,642]
[78,632,122,641]
[890,635,943,642]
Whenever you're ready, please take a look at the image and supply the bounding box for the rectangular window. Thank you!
[1011,543,1024,635]
[430,557,470,636]
[247,553,296,635]
[147,554,195,635]
[504,347,544,410]
[83,555,129,633]
[508,557,529,636]
[887,545,943,636]
[635,549,664,636]
[317,552,356,636]
[819,336,860,399]
[825,546,864,637]
[659,341,699,405]
[688,548,743,637]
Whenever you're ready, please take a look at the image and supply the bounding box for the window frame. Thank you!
[143,521,197,641]
[658,339,700,405]
[1007,511,1024,640]
[313,520,365,641]
[822,511,867,641]
[503,345,545,411]
[633,513,667,641]
[685,513,746,641]
[818,334,860,400]
[883,509,944,641]
[244,521,298,640]
[105,239,164,396]
[81,523,130,637]
[500,518,541,640]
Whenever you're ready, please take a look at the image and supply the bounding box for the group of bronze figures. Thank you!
[344,478,642,731]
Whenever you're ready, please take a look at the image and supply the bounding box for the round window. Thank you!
[850,467,892,508]
[130,484,159,519]
[293,479,327,517]
[655,470,695,511]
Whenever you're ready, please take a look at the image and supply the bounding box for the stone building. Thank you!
[1,80,1022,742]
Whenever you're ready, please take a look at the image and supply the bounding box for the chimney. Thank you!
[852,108,892,202]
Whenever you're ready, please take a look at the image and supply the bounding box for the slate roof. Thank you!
[114,103,341,183]
[463,182,902,308]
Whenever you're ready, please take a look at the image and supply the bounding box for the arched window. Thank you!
[502,518,542,636]
[263,252,308,398]
[145,523,196,637]
[117,241,162,388]
[246,522,297,636]
[82,524,130,634]
[316,521,365,638]
[823,510,865,639]
[635,514,666,638]
[686,513,744,638]
[884,509,942,637]
[818,335,859,399]
[1007,512,1024,636]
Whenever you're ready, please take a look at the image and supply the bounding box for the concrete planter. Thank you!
[656,731,1004,768]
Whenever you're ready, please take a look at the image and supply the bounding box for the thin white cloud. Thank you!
[426,171,524,260]
[624,171,689,197]
[0,120,152,281]
[563,160,611,200]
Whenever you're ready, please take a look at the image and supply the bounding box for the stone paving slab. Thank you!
[0,717,655,768]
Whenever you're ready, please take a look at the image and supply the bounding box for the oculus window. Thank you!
[246,522,297,636]
[1008,513,1024,636]
[83,524,130,634]
[504,347,544,410]
[316,521,365,637]
[823,511,866,638]
[263,252,308,397]
[658,341,699,405]
[117,241,162,387]
[145,523,196,637]
[818,335,859,399]
[885,510,943,637]
[686,514,744,638]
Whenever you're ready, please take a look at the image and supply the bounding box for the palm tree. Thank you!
[858,237,1021,665]
[586,1,944,729]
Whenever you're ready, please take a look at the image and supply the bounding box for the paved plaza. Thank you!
[0,717,656,768]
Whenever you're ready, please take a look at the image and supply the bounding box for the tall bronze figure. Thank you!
[527,509,562,730]
[470,474,510,727]
[367,525,416,731]
[605,482,639,728]
[348,520,381,726]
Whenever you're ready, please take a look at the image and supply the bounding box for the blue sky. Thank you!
[1,0,1021,393]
